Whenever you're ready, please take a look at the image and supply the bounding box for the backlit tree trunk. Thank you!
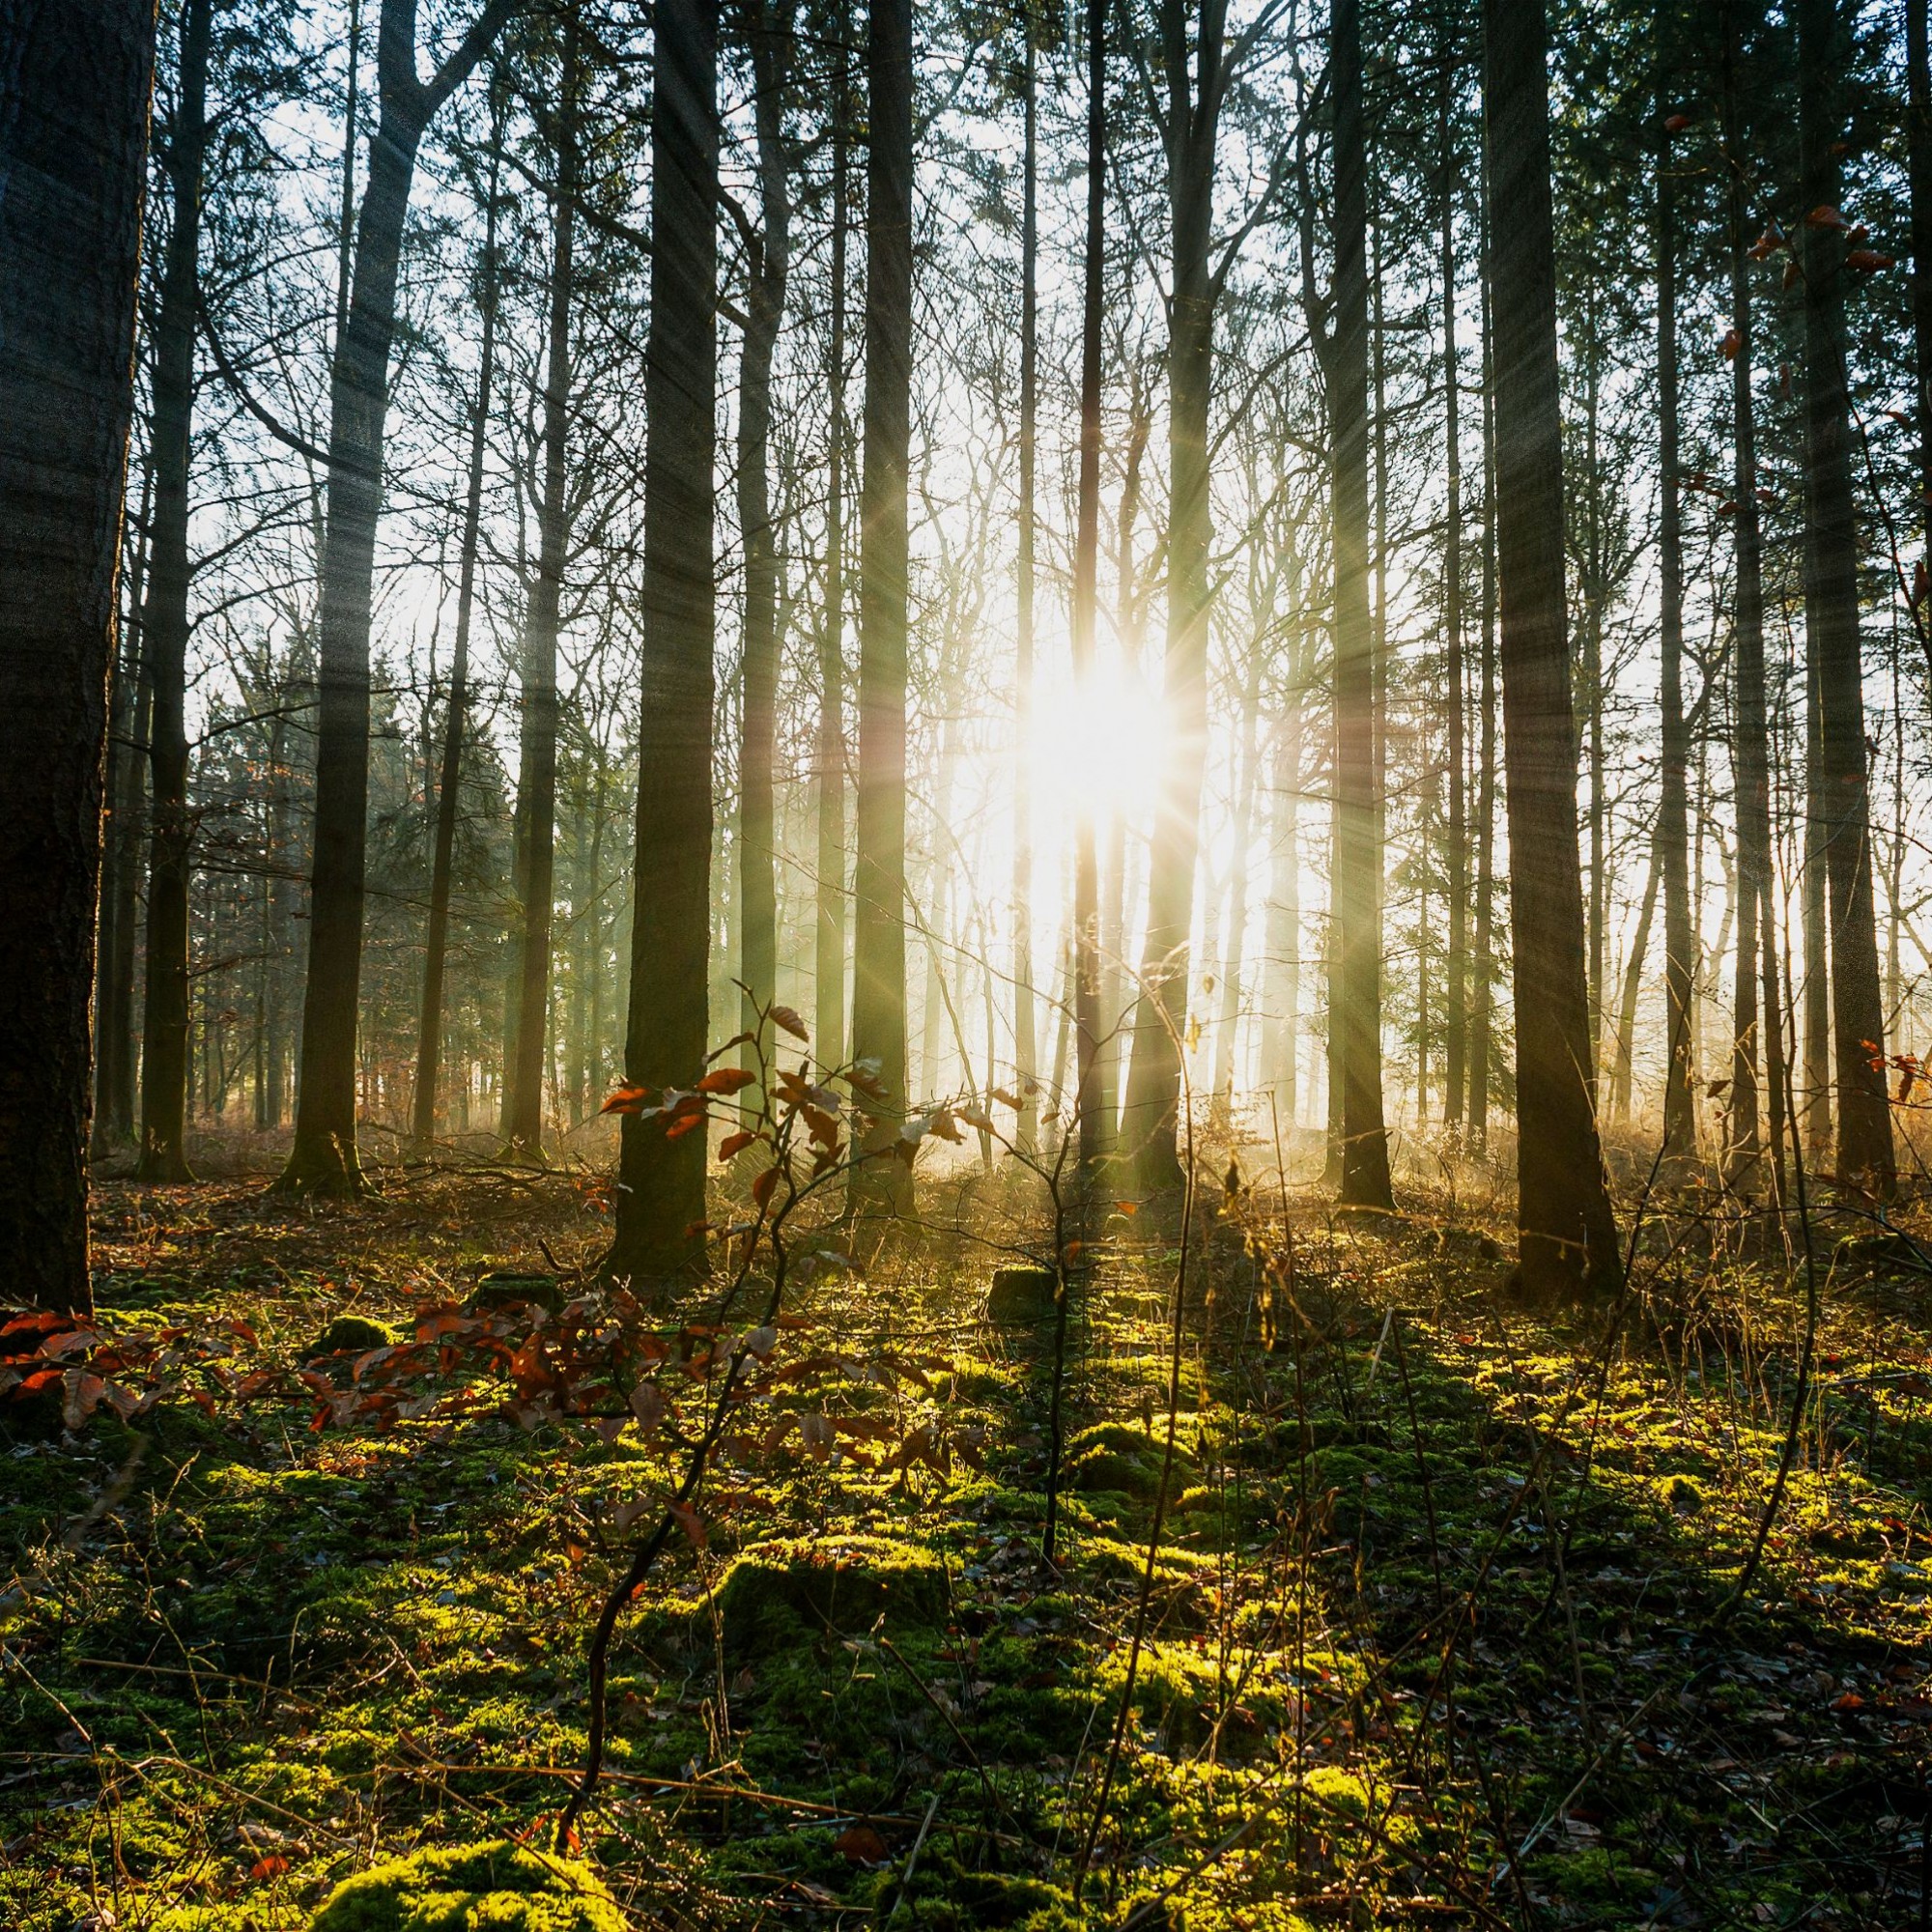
[0,0,154,1313]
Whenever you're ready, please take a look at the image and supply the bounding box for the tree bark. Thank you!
[1326,0,1393,1208]
[1469,193,1498,1147]
[608,0,719,1285]
[412,95,503,1147]
[1797,0,1894,1194]
[1440,50,1468,1134]
[503,21,581,1160]
[1121,0,1225,1199]
[1482,0,1620,1293]
[279,0,512,1194]
[1909,0,1932,592]
[1012,14,1040,1154]
[1656,90,1698,1170]
[737,0,793,1072]
[848,0,914,1217]
[0,0,154,1313]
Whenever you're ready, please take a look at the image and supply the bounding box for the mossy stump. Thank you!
[701,1535,949,1655]
[308,1839,625,1932]
[984,1264,1059,1325]
[304,1313,398,1361]
[469,1272,562,1316]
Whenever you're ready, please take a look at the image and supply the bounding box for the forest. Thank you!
[3,0,1932,1922]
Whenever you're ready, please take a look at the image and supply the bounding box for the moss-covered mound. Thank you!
[307,1313,399,1359]
[707,1534,949,1652]
[308,1839,625,1932]
[1065,1421,1197,1502]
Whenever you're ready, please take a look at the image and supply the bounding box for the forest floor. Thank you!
[4,1156,1932,1930]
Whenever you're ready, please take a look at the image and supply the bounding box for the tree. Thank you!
[1324,0,1393,1208]
[1795,0,1893,1195]
[0,0,155,1312]
[1012,8,1041,1155]
[848,0,914,1216]
[278,0,513,1196]
[1483,0,1621,1294]
[503,15,582,1161]
[608,0,719,1286]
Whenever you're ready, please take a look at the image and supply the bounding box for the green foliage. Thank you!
[309,1313,400,1357]
[307,1841,624,1931]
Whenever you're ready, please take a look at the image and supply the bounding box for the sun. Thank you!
[1031,647,1167,822]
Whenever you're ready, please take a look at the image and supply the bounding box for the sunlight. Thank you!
[1032,648,1167,822]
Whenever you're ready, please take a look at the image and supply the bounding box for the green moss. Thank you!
[704,1534,950,1652]
[308,1840,625,1932]
[309,1314,399,1358]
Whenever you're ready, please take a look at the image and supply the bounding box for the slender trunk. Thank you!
[1656,95,1698,1168]
[1069,0,1107,1206]
[1483,0,1620,1293]
[1723,0,1784,1197]
[503,28,581,1159]
[412,108,503,1146]
[1211,623,1264,1121]
[1011,18,1041,1151]
[280,0,512,1195]
[848,0,914,1214]
[738,0,793,1070]
[1584,295,1607,1081]
[1468,200,1498,1147]
[1614,822,1662,1126]
[1802,625,1831,1151]
[1797,0,1894,1193]
[1122,0,1223,1199]
[1909,0,1932,587]
[1265,668,1303,1129]
[0,0,152,1312]
[815,26,850,1073]
[1327,0,1392,1208]
[1441,57,1468,1132]
[136,0,211,1184]
[609,0,720,1284]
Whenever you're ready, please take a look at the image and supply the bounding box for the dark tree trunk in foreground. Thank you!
[1327,0,1393,1209]
[1122,0,1226,1197]
[1797,0,1894,1195]
[1656,96,1698,1169]
[503,22,581,1160]
[609,0,719,1286]
[412,104,503,1147]
[1440,45,1468,1133]
[815,35,850,1074]
[1723,0,1784,1194]
[737,0,793,1073]
[1482,0,1621,1294]
[0,0,153,1313]
[138,0,212,1184]
[1468,207,1498,1145]
[848,0,914,1218]
[279,0,511,1195]
[1909,0,1932,596]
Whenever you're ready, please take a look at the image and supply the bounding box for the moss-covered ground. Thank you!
[4,1166,1931,1927]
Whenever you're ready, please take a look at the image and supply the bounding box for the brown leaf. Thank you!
[769,1004,810,1042]
[698,1066,756,1095]
[718,1129,756,1160]
[247,1856,289,1884]
[835,1824,888,1864]
[601,1083,653,1115]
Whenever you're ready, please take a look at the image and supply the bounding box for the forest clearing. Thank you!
[7,0,1932,1922]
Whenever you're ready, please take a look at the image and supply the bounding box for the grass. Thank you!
[2,1161,1929,1927]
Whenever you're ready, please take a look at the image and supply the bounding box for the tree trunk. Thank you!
[412,101,502,1147]
[608,0,719,1285]
[1121,0,1225,1199]
[1440,51,1468,1134]
[814,25,850,1075]
[0,0,153,1313]
[737,0,793,1071]
[136,0,211,1184]
[848,0,914,1216]
[1723,0,1785,1197]
[1012,17,1040,1154]
[1069,0,1107,1206]
[1801,627,1831,1152]
[1613,819,1662,1127]
[280,0,511,1195]
[503,24,580,1161]
[1797,0,1894,1194]
[1325,0,1393,1208]
[1210,621,1264,1122]
[1582,296,1607,1085]
[1909,0,1932,593]
[1656,92,1698,1170]
[1469,201,1498,1148]
[1482,0,1620,1293]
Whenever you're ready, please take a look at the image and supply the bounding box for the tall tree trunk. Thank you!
[1582,296,1606,1083]
[609,0,719,1285]
[0,0,153,1313]
[503,21,581,1160]
[1469,204,1498,1146]
[1797,0,1894,1193]
[815,21,850,1072]
[1264,661,1303,1128]
[737,0,793,1069]
[95,452,154,1154]
[1482,0,1620,1293]
[279,0,512,1195]
[1210,622,1264,1121]
[412,99,503,1147]
[1440,52,1468,1134]
[848,0,914,1215]
[1656,92,1698,1169]
[1069,0,1107,1204]
[1326,0,1393,1208]
[1802,628,1831,1151]
[1122,0,1225,1199]
[1614,824,1662,1126]
[1723,0,1785,1196]
[136,0,211,1184]
[1909,0,1932,595]
[1012,15,1040,1153]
